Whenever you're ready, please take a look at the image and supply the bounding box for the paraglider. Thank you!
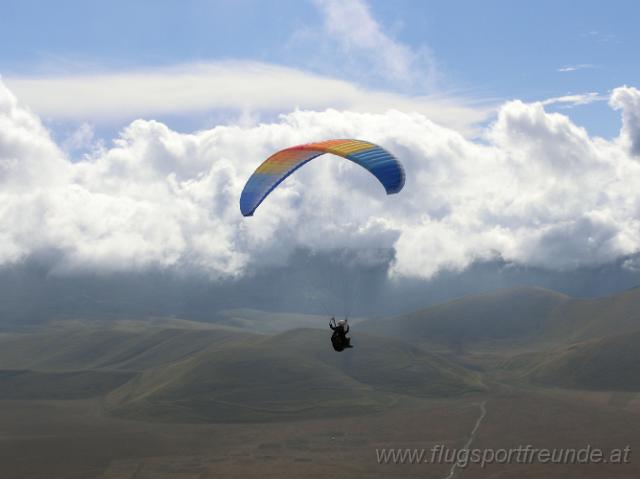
[239,139,405,217]
[329,317,353,352]
[240,139,405,351]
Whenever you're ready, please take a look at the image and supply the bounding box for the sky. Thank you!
[2,0,638,137]
[1,0,640,316]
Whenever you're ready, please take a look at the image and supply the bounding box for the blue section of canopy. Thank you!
[346,147,405,194]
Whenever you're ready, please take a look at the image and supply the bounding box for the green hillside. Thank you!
[0,369,135,399]
[5,285,640,422]
[0,319,257,371]
[544,287,640,343]
[262,329,484,397]
[362,286,569,349]
[362,285,640,353]
[528,331,640,391]
[105,328,483,422]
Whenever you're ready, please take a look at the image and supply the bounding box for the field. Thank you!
[2,388,639,478]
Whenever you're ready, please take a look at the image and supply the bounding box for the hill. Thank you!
[0,369,135,399]
[527,331,640,391]
[362,285,640,351]
[209,309,348,334]
[362,286,569,350]
[0,319,257,372]
[105,328,484,422]
[543,286,640,343]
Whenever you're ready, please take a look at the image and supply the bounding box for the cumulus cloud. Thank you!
[61,122,96,154]
[2,81,640,280]
[610,86,640,156]
[0,83,69,190]
[4,62,484,136]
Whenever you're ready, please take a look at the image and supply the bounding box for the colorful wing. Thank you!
[240,139,405,216]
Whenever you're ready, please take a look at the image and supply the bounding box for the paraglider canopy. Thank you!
[240,139,405,216]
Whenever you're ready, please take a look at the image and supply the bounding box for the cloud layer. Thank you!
[1,81,640,280]
[4,62,485,136]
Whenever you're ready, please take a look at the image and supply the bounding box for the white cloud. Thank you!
[557,64,598,73]
[541,92,605,107]
[3,62,486,136]
[0,83,69,190]
[313,0,433,86]
[610,86,640,156]
[61,122,96,154]
[2,81,640,280]
[584,31,619,44]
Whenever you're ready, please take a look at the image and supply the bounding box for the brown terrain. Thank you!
[1,286,640,478]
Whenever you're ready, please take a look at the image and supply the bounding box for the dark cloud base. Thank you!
[2,250,640,328]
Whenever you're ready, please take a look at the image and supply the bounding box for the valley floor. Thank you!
[1,385,639,478]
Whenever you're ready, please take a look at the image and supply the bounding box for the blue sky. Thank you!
[1,0,637,138]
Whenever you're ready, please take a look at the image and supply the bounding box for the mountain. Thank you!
[209,309,341,334]
[104,328,484,422]
[0,319,256,371]
[361,286,569,350]
[359,284,640,392]
[527,331,640,391]
[0,318,482,422]
[0,369,135,399]
[543,286,640,343]
[5,284,640,419]
[362,285,640,351]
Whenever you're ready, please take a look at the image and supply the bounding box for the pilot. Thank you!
[329,317,353,352]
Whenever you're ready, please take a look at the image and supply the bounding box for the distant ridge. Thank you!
[528,331,640,391]
[362,286,569,349]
